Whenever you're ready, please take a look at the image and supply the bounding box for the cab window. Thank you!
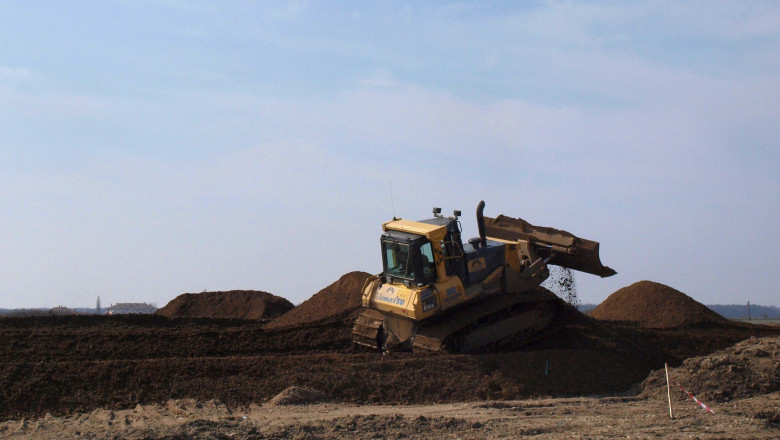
[420,241,436,283]
[383,241,414,279]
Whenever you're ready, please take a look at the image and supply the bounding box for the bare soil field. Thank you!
[1,314,777,436]
[3,394,779,439]
[1,277,778,438]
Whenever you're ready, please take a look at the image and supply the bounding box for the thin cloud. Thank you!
[0,66,31,81]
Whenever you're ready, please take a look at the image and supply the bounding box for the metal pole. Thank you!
[665,363,674,419]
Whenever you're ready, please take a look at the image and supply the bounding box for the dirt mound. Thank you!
[155,290,293,320]
[590,281,727,328]
[640,336,780,403]
[266,386,328,406]
[265,271,372,329]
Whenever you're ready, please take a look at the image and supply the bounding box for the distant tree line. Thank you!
[0,308,63,316]
[0,304,157,316]
[577,303,598,314]
[707,304,780,319]
[575,303,780,319]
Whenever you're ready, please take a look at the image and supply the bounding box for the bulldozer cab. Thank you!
[380,215,474,290]
[380,231,438,287]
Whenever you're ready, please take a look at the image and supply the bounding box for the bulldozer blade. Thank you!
[484,215,616,278]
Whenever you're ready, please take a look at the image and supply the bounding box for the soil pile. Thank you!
[590,281,727,328]
[155,290,293,320]
[640,336,780,403]
[266,386,329,406]
[265,271,372,329]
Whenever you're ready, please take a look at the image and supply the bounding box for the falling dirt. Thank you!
[589,280,729,328]
[155,290,294,320]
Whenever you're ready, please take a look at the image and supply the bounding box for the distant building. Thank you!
[105,303,158,315]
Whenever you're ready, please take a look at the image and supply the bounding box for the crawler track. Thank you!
[352,288,564,353]
[414,289,563,353]
[352,309,385,351]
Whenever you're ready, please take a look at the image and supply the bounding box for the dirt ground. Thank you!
[1,315,778,439]
[3,313,776,419]
[2,394,778,439]
[2,277,778,438]
[641,336,780,404]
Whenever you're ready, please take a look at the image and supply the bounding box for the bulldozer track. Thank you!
[413,289,563,353]
[352,289,564,354]
[352,308,385,351]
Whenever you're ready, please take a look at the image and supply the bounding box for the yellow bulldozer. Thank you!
[352,201,616,353]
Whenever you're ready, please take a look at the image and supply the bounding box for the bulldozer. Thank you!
[352,201,616,353]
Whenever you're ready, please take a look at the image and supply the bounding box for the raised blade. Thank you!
[546,241,616,277]
[484,215,617,278]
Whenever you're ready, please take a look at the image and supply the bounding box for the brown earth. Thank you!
[640,336,780,406]
[590,280,728,328]
[1,276,779,436]
[4,395,779,439]
[266,386,329,406]
[155,290,294,320]
[264,271,372,329]
[1,307,776,422]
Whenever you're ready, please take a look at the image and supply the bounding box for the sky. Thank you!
[1,1,778,309]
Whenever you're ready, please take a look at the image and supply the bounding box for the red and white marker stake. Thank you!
[669,375,715,414]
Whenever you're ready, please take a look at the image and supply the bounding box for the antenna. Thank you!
[389,179,397,219]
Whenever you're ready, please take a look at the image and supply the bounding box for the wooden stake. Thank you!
[665,363,674,419]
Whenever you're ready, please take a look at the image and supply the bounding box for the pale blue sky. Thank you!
[1,1,778,308]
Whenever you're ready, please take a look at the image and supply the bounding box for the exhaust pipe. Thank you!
[476,200,487,247]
